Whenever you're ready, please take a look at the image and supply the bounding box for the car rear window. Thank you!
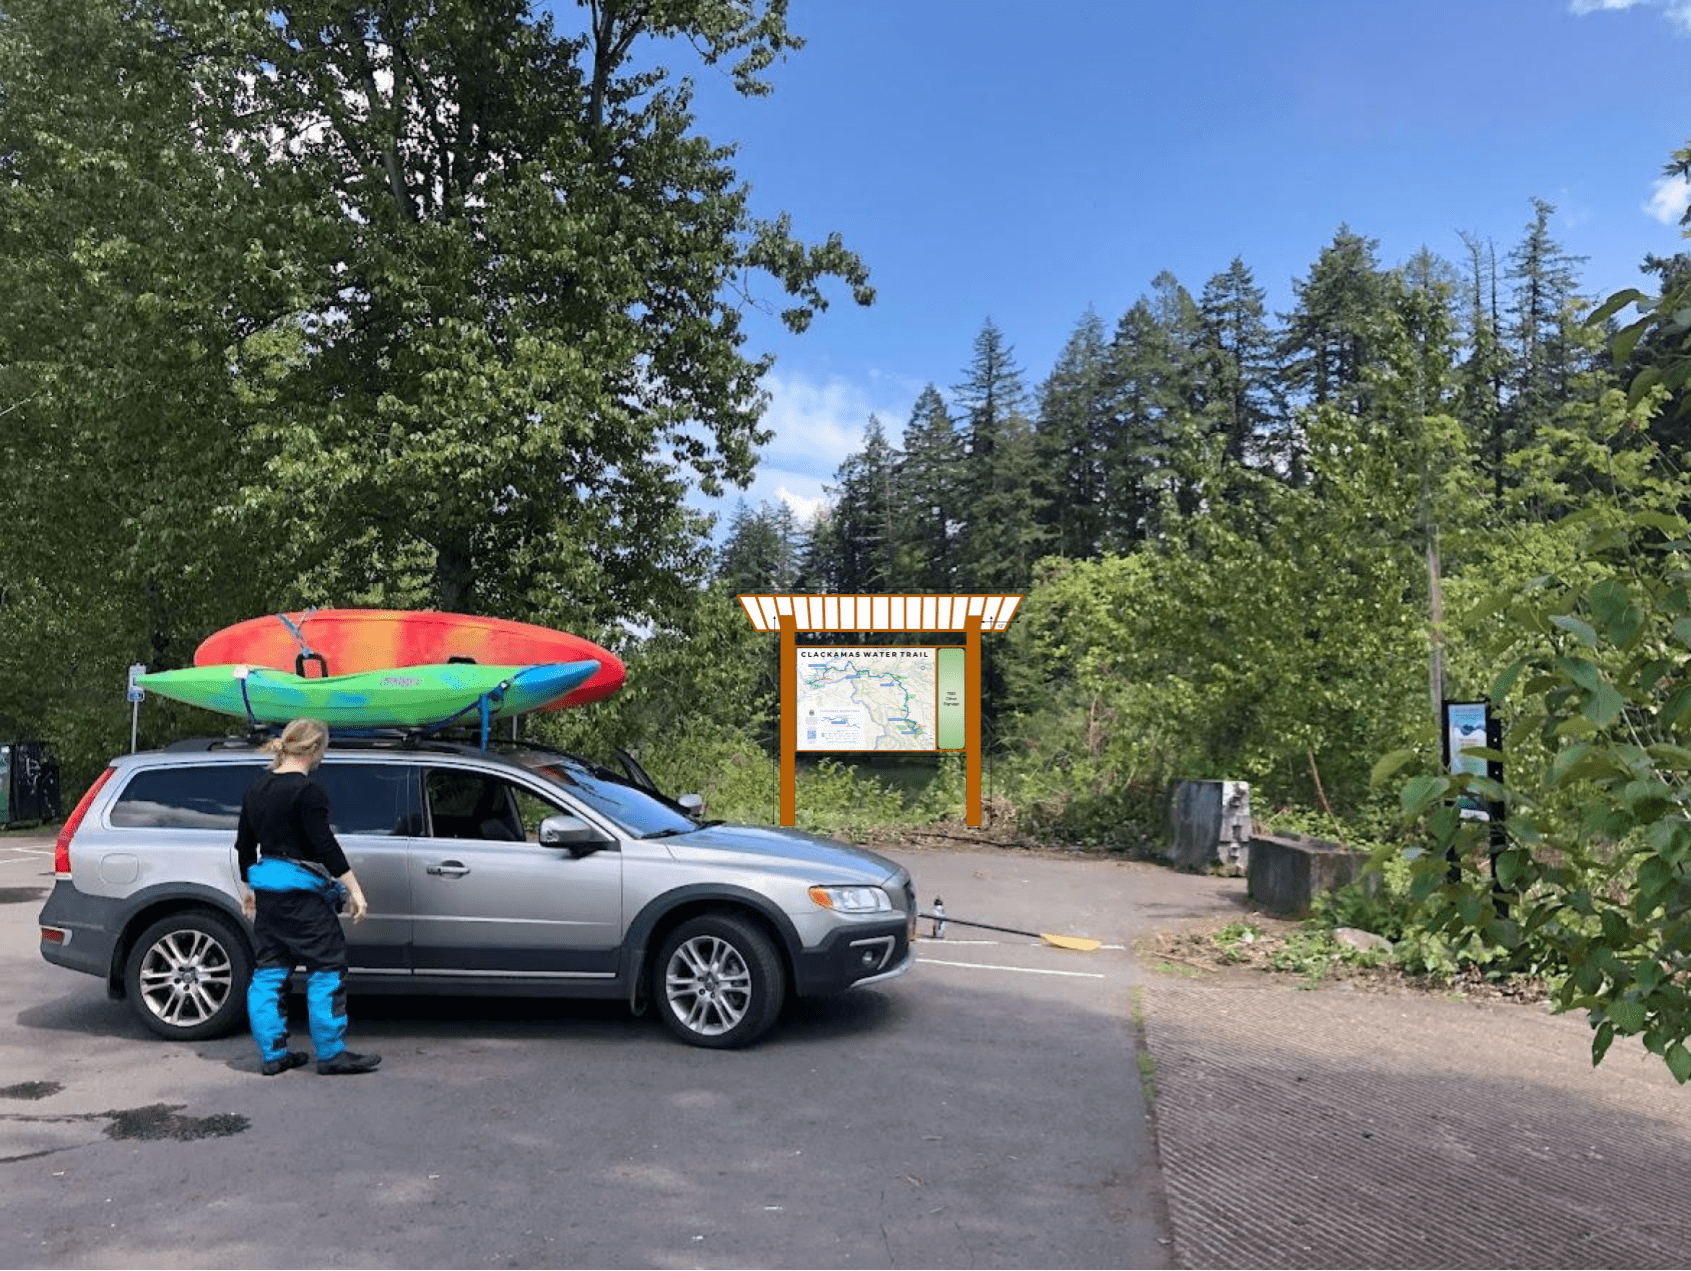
[110,765,262,830]
[110,761,420,835]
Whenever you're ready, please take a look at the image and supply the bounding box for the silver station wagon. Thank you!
[38,737,916,1048]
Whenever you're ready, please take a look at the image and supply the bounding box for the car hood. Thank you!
[658,823,905,883]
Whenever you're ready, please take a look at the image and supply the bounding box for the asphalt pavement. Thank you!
[0,834,1217,1269]
[7,828,1690,1269]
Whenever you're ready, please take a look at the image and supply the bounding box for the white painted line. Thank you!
[0,853,50,864]
[919,957,1107,980]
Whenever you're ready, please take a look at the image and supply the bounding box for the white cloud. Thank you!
[1645,173,1691,225]
[1569,0,1691,28]
[774,485,828,525]
[689,369,917,541]
[756,370,911,477]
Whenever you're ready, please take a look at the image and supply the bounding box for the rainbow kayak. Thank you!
[138,662,598,728]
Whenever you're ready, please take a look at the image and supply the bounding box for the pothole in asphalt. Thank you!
[0,1081,62,1100]
[103,1104,249,1141]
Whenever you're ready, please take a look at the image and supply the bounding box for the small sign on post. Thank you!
[127,664,146,753]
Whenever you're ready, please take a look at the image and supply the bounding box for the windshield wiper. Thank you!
[640,826,692,840]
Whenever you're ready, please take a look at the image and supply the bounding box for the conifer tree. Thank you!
[897,386,964,591]
[1035,310,1112,559]
[952,320,1048,592]
[1197,257,1279,470]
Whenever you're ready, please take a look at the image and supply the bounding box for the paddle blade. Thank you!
[1040,933,1101,952]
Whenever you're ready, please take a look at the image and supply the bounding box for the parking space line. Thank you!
[919,957,1107,980]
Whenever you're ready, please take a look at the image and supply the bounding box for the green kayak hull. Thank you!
[138,661,598,728]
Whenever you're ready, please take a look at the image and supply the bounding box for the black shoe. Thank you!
[317,1050,382,1075]
[260,1051,310,1076]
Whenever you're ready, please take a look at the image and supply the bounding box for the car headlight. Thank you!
[808,884,892,913]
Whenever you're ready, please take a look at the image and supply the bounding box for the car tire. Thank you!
[124,910,252,1042]
[652,913,786,1049]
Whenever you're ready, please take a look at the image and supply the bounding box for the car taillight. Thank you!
[54,767,115,878]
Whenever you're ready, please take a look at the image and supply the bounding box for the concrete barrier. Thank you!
[1166,780,1251,872]
[1246,833,1368,917]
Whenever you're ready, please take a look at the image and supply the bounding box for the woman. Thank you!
[234,717,381,1076]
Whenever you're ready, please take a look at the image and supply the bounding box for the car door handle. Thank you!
[426,861,471,878]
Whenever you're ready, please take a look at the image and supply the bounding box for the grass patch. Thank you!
[1149,959,1208,979]
[1131,987,1156,1102]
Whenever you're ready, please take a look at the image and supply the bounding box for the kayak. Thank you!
[139,662,599,728]
[194,609,625,710]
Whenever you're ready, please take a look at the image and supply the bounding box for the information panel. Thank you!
[797,647,962,752]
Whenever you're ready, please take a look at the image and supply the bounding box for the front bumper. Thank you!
[791,918,912,997]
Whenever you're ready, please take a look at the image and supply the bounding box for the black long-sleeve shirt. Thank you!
[235,770,351,883]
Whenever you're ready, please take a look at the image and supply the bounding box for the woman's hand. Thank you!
[239,887,256,920]
[340,870,370,924]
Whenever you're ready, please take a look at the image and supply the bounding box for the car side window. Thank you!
[424,769,550,842]
[314,763,421,837]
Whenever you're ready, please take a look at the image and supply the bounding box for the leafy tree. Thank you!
[0,0,291,777]
[217,0,871,631]
[1396,141,1691,1082]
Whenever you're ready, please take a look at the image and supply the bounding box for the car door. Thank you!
[408,765,623,980]
[312,760,417,977]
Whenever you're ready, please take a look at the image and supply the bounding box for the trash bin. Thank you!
[0,741,61,826]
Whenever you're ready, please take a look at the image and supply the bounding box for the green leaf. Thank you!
[1645,743,1691,770]
[1661,684,1691,728]
[1627,364,1664,411]
[1400,774,1450,817]
[1550,615,1597,647]
[1490,657,1530,702]
[1613,313,1656,368]
[1495,848,1527,890]
[1583,682,1626,727]
[1370,748,1419,787]
[1603,1000,1643,1034]
[1586,288,1649,328]
[1592,1020,1616,1066]
[1667,1042,1691,1085]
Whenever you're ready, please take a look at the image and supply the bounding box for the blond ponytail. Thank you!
[265,717,329,770]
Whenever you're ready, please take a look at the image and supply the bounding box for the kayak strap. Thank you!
[235,668,259,732]
[275,611,322,662]
[411,677,513,747]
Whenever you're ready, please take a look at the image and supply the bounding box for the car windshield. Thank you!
[525,754,698,838]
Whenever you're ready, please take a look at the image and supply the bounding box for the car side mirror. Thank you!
[677,793,706,818]
[538,813,612,858]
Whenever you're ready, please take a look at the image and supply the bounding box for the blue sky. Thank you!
[564,0,1691,533]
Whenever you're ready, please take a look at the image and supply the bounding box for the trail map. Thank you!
[797,648,936,751]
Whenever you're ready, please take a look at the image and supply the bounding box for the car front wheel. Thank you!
[124,911,251,1041]
[653,913,786,1049]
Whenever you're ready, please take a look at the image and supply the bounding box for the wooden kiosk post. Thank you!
[738,594,1022,829]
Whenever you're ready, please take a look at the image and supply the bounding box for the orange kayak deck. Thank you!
[194,609,625,709]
